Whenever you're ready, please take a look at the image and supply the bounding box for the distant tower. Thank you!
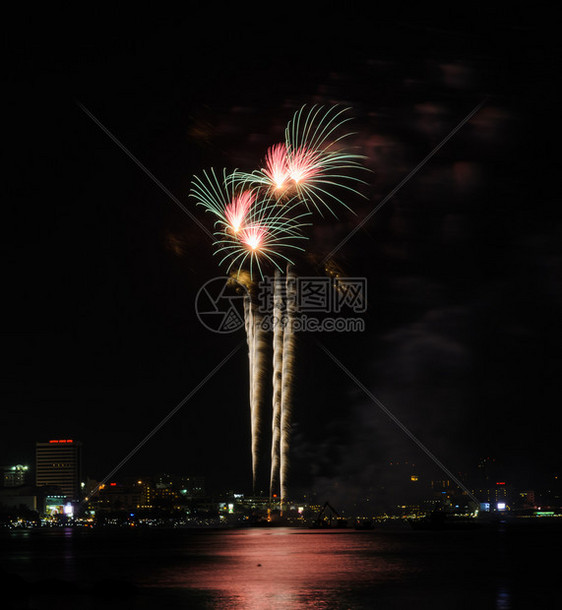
[36,439,82,501]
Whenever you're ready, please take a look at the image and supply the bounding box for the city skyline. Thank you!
[2,435,559,518]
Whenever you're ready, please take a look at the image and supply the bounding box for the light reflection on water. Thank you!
[5,524,560,609]
[146,528,415,609]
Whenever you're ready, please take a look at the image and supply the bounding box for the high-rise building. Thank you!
[1,464,29,487]
[36,439,82,501]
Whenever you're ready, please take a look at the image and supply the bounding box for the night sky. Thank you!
[3,6,561,509]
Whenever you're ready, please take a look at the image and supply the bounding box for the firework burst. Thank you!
[263,142,290,190]
[232,104,368,217]
[189,168,253,233]
[225,190,255,233]
[190,168,311,280]
[214,196,311,280]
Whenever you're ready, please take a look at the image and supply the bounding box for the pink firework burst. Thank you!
[225,190,255,233]
[288,146,321,184]
[263,143,290,190]
[239,225,267,251]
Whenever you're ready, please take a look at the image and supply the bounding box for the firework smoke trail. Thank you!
[269,268,283,500]
[267,264,296,510]
[240,276,268,493]
[243,292,257,491]
[251,296,267,493]
[279,264,296,512]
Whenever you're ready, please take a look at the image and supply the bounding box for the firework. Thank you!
[267,264,297,512]
[190,168,311,280]
[213,195,311,280]
[279,265,296,512]
[189,168,253,232]
[232,270,267,493]
[242,288,267,493]
[225,190,256,233]
[191,104,367,505]
[242,294,256,488]
[263,142,290,190]
[285,105,367,216]
[269,268,283,500]
[232,104,367,217]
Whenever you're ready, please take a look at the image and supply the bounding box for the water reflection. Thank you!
[149,528,411,608]
[3,526,557,608]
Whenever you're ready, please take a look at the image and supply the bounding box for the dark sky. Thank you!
[3,6,561,506]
